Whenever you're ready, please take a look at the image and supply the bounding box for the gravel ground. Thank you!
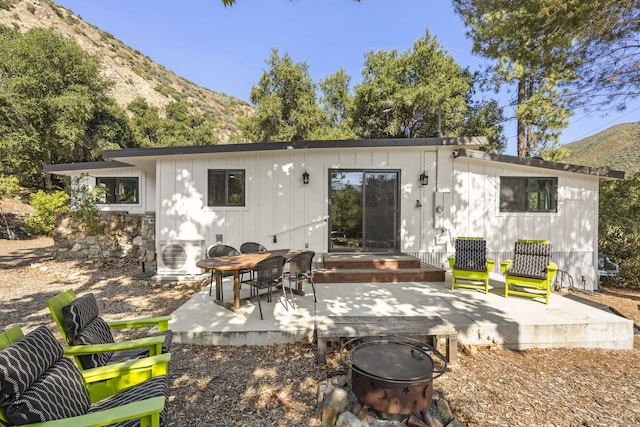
[1,236,639,426]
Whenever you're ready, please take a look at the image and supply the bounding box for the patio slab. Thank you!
[168,274,634,350]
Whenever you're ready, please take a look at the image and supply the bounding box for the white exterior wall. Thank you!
[447,156,600,290]
[70,145,602,287]
[68,167,152,214]
[154,146,451,255]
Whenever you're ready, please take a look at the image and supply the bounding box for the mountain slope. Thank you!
[563,122,640,176]
[0,0,253,143]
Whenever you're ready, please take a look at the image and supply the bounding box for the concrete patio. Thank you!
[169,273,634,352]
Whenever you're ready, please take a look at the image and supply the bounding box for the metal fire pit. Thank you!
[341,336,446,416]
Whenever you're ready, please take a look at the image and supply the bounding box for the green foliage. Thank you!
[242,49,323,142]
[0,25,116,187]
[69,176,106,238]
[563,123,640,176]
[353,30,473,139]
[0,174,21,199]
[453,0,639,156]
[599,173,640,288]
[462,100,507,153]
[25,190,69,236]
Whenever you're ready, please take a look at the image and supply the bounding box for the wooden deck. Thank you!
[312,253,446,283]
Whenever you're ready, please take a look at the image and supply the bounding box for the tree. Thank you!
[453,0,639,158]
[569,1,640,111]
[242,49,323,142]
[352,30,473,139]
[453,0,578,158]
[0,26,116,187]
[315,69,356,140]
[462,100,507,153]
[599,173,640,287]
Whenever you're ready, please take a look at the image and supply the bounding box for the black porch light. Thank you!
[302,170,310,184]
[419,171,429,186]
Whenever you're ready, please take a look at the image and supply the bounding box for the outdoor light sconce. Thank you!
[419,171,429,185]
[302,170,310,184]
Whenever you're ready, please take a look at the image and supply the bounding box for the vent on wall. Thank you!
[157,240,204,276]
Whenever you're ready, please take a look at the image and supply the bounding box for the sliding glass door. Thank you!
[329,169,399,252]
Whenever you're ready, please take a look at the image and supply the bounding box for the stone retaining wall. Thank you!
[53,211,156,265]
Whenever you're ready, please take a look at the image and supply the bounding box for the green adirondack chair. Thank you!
[448,237,495,294]
[0,325,169,427]
[501,239,558,304]
[47,289,172,371]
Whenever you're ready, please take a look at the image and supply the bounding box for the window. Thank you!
[96,177,139,204]
[500,177,557,212]
[208,170,245,206]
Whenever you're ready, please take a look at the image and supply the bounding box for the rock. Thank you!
[335,411,366,427]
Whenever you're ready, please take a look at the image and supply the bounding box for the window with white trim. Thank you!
[96,177,139,204]
[207,169,245,207]
[499,176,557,212]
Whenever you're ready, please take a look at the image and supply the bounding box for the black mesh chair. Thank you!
[207,244,240,298]
[240,242,268,291]
[240,242,268,254]
[245,255,286,320]
[284,250,317,304]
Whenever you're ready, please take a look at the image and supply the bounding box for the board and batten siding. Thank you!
[446,156,600,290]
[154,146,444,255]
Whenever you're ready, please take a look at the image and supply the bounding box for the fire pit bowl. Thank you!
[341,336,447,416]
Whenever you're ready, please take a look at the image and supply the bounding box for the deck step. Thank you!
[323,253,422,270]
[312,266,445,283]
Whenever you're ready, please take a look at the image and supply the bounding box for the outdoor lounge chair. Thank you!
[0,325,169,427]
[47,289,172,370]
[598,253,621,287]
[501,240,558,304]
[448,237,495,294]
[244,255,286,320]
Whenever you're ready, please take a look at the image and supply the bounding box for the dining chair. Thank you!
[240,242,268,254]
[207,244,241,298]
[240,242,268,292]
[244,255,286,319]
[283,250,317,304]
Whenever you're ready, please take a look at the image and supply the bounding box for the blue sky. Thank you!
[56,0,639,155]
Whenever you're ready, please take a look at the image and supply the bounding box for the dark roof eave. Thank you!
[103,137,488,159]
[454,149,625,180]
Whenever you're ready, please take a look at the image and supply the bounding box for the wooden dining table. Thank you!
[196,249,300,312]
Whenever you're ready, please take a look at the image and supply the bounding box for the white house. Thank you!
[44,137,623,290]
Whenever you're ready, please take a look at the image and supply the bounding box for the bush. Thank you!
[0,174,21,199]
[599,172,640,288]
[25,190,69,236]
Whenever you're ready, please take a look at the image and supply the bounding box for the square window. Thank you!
[208,170,245,207]
[96,177,139,204]
[500,177,557,213]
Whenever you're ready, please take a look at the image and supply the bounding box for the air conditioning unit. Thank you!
[157,240,205,277]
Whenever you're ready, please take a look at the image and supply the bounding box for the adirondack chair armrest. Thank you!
[447,256,455,269]
[107,315,171,332]
[63,335,165,357]
[500,259,513,274]
[548,261,558,280]
[81,353,171,402]
[487,259,495,271]
[81,353,171,385]
[22,397,165,427]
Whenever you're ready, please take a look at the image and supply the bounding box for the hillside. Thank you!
[563,122,640,176]
[0,0,253,143]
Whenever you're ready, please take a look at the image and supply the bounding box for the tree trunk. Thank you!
[517,77,526,158]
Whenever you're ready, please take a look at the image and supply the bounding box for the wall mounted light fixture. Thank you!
[419,171,429,185]
[302,170,310,184]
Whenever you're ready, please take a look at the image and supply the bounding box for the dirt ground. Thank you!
[1,235,639,426]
